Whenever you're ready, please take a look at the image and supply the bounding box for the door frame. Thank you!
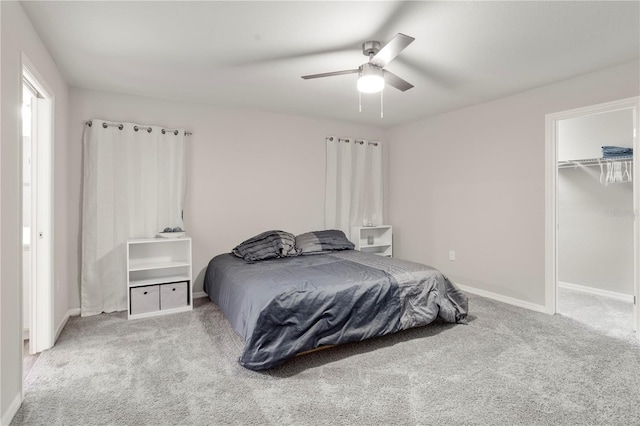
[545,96,640,340]
[21,53,55,357]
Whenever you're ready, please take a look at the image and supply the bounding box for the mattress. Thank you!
[204,250,468,370]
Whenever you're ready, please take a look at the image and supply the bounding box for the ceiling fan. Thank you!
[301,33,415,93]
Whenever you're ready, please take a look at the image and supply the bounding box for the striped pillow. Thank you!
[232,230,301,262]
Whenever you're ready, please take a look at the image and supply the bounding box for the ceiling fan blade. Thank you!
[395,57,462,88]
[384,70,414,92]
[369,33,415,68]
[301,69,359,79]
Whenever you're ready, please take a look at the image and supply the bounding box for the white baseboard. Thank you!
[55,308,81,343]
[193,291,208,299]
[455,282,549,314]
[558,281,634,303]
[1,392,22,426]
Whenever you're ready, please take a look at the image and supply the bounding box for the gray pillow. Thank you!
[295,230,355,255]
[232,230,301,262]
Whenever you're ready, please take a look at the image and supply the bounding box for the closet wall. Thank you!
[558,109,634,295]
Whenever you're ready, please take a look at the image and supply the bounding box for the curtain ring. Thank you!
[161,129,166,134]
[118,124,123,130]
[134,125,139,132]
[87,121,92,127]
[328,137,334,141]
[174,130,178,136]
[147,127,152,133]
[102,122,108,128]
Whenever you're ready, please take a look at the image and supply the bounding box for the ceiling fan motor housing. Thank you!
[362,40,381,57]
[301,33,413,93]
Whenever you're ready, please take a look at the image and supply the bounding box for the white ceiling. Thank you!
[21,1,640,128]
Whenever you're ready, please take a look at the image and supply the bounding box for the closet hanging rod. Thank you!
[558,156,633,169]
[84,120,192,136]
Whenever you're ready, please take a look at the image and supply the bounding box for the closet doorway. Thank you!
[545,97,640,341]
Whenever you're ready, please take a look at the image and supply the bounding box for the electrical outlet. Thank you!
[449,250,455,261]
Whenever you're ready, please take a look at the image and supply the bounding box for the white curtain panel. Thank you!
[81,119,186,316]
[325,136,383,235]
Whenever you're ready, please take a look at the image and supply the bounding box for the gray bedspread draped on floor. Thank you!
[204,251,468,370]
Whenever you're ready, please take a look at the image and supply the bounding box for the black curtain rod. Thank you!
[84,120,192,136]
[327,136,379,146]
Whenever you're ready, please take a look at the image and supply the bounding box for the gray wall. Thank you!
[388,61,639,308]
[67,87,387,303]
[1,1,70,421]
[558,109,634,295]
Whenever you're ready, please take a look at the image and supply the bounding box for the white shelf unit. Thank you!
[350,225,393,257]
[127,237,192,320]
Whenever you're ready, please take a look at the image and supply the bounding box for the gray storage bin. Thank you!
[160,281,189,310]
[130,285,160,315]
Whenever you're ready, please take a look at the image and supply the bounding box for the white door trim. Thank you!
[545,96,640,340]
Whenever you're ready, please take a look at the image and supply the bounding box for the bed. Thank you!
[204,231,468,371]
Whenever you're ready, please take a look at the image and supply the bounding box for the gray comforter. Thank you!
[204,251,468,370]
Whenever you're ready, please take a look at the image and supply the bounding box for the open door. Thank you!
[22,61,54,356]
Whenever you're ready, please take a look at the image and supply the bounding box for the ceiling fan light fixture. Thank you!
[357,64,385,93]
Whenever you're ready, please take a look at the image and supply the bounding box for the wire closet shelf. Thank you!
[557,156,633,169]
